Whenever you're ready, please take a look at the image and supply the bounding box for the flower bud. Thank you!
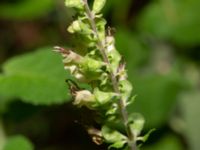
[68,20,82,33]
[65,0,84,10]
[74,90,95,108]
[93,0,106,14]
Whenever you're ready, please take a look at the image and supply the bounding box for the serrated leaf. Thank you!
[3,135,34,150]
[0,47,71,105]
[93,0,106,14]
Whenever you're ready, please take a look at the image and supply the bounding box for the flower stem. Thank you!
[82,0,137,149]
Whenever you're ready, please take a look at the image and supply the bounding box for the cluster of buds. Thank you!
[54,0,151,149]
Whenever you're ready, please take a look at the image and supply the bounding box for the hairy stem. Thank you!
[82,0,136,149]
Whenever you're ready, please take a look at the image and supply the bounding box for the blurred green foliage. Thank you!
[137,0,200,46]
[143,134,183,150]
[0,0,200,149]
[0,0,55,20]
[180,91,200,150]
[3,135,34,150]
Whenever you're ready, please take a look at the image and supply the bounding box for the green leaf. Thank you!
[102,125,127,144]
[94,88,118,105]
[129,113,145,137]
[0,0,55,20]
[119,80,133,103]
[65,0,84,10]
[0,47,70,105]
[3,135,34,150]
[137,128,156,142]
[96,18,106,40]
[93,0,106,14]
[108,140,126,149]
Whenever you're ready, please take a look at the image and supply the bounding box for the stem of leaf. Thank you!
[82,0,137,149]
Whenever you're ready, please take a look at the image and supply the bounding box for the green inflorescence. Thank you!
[54,0,152,149]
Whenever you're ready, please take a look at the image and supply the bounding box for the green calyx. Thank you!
[73,88,118,109]
[102,125,127,149]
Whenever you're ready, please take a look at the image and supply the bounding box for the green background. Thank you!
[0,0,200,149]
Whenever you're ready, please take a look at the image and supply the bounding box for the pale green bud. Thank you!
[74,89,118,109]
[116,62,127,81]
[93,0,106,14]
[65,0,84,10]
[67,20,81,33]
[74,90,95,108]
[96,18,106,41]
[80,56,105,80]
[106,35,115,45]
[128,113,145,137]
[73,71,86,82]
[119,80,133,103]
[68,19,93,37]
[105,36,121,73]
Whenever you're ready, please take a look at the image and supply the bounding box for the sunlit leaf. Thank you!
[0,47,71,105]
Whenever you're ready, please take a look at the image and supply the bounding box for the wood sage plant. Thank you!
[54,0,153,149]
